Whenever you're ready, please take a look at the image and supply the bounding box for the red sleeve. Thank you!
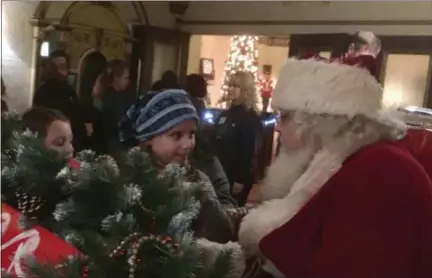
[399,128,432,180]
[309,148,432,278]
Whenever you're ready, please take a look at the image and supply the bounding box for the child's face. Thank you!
[114,69,130,92]
[147,119,197,166]
[44,120,74,158]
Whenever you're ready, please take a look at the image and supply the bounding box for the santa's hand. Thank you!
[196,238,245,278]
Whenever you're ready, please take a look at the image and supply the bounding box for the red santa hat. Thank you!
[272,54,383,119]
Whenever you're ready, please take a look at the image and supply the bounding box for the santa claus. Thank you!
[199,53,432,278]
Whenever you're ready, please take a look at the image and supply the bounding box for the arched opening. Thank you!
[32,1,149,93]
[33,1,148,26]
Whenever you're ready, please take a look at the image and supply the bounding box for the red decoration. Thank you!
[1,203,79,277]
[68,158,81,169]
[259,76,274,99]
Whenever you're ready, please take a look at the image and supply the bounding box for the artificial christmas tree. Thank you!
[219,35,260,106]
[1,112,235,278]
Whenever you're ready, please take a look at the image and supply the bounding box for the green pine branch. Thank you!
[1,115,233,278]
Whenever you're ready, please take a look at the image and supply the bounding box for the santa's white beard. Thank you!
[260,144,316,201]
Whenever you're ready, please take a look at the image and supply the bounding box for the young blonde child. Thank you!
[119,89,234,243]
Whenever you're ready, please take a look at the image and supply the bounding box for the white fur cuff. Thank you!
[196,238,246,278]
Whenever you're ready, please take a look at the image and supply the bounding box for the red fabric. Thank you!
[260,78,273,98]
[1,203,79,276]
[259,142,432,278]
[398,128,432,180]
[342,54,378,80]
[68,158,80,169]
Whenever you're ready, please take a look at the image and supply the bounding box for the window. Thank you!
[383,54,430,108]
[40,41,50,57]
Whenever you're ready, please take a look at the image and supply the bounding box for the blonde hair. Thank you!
[229,71,259,112]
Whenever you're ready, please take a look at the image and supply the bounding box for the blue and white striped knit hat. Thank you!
[119,89,199,144]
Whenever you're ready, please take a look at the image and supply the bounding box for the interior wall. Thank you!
[187,35,289,107]
[383,54,431,108]
[186,35,202,75]
[181,1,432,36]
[1,1,38,112]
[199,35,231,106]
[1,1,177,113]
[258,44,288,83]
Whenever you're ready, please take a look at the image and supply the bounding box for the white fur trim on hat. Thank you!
[272,58,383,118]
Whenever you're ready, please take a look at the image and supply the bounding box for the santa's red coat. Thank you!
[259,142,432,278]
[68,157,81,169]
[398,128,432,179]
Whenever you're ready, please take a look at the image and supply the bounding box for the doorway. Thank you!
[78,51,108,104]
[132,26,190,94]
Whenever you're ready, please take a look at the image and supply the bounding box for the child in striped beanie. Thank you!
[119,89,234,243]
[120,89,199,166]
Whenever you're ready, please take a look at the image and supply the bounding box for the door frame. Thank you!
[131,25,190,94]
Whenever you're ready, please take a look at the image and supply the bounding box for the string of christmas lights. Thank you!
[220,35,260,101]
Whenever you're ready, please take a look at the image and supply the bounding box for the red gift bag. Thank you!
[1,203,79,277]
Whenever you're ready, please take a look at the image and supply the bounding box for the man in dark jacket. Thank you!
[33,50,86,151]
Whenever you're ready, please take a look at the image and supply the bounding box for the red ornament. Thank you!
[81,266,89,278]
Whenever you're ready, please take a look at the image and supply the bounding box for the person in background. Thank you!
[185,74,207,116]
[82,65,110,153]
[100,59,133,159]
[259,65,274,113]
[150,70,181,92]
[33,50,86,152]
[184,73,237,208]
[213,71,263,206]
[119,89,234,243]
[160,70,181,89]
[150,80,164,91]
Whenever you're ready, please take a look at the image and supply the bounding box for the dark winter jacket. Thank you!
[190,97,206,117]
[82,99,106,154]
[100,86,134,157]
[186,166,235,243]
[213,105,263,188]
[190,135,237,208]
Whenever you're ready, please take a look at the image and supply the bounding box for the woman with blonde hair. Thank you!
[213,71,263,206]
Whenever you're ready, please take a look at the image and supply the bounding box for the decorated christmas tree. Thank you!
[1,112,235,278]
[219,35,260,105]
